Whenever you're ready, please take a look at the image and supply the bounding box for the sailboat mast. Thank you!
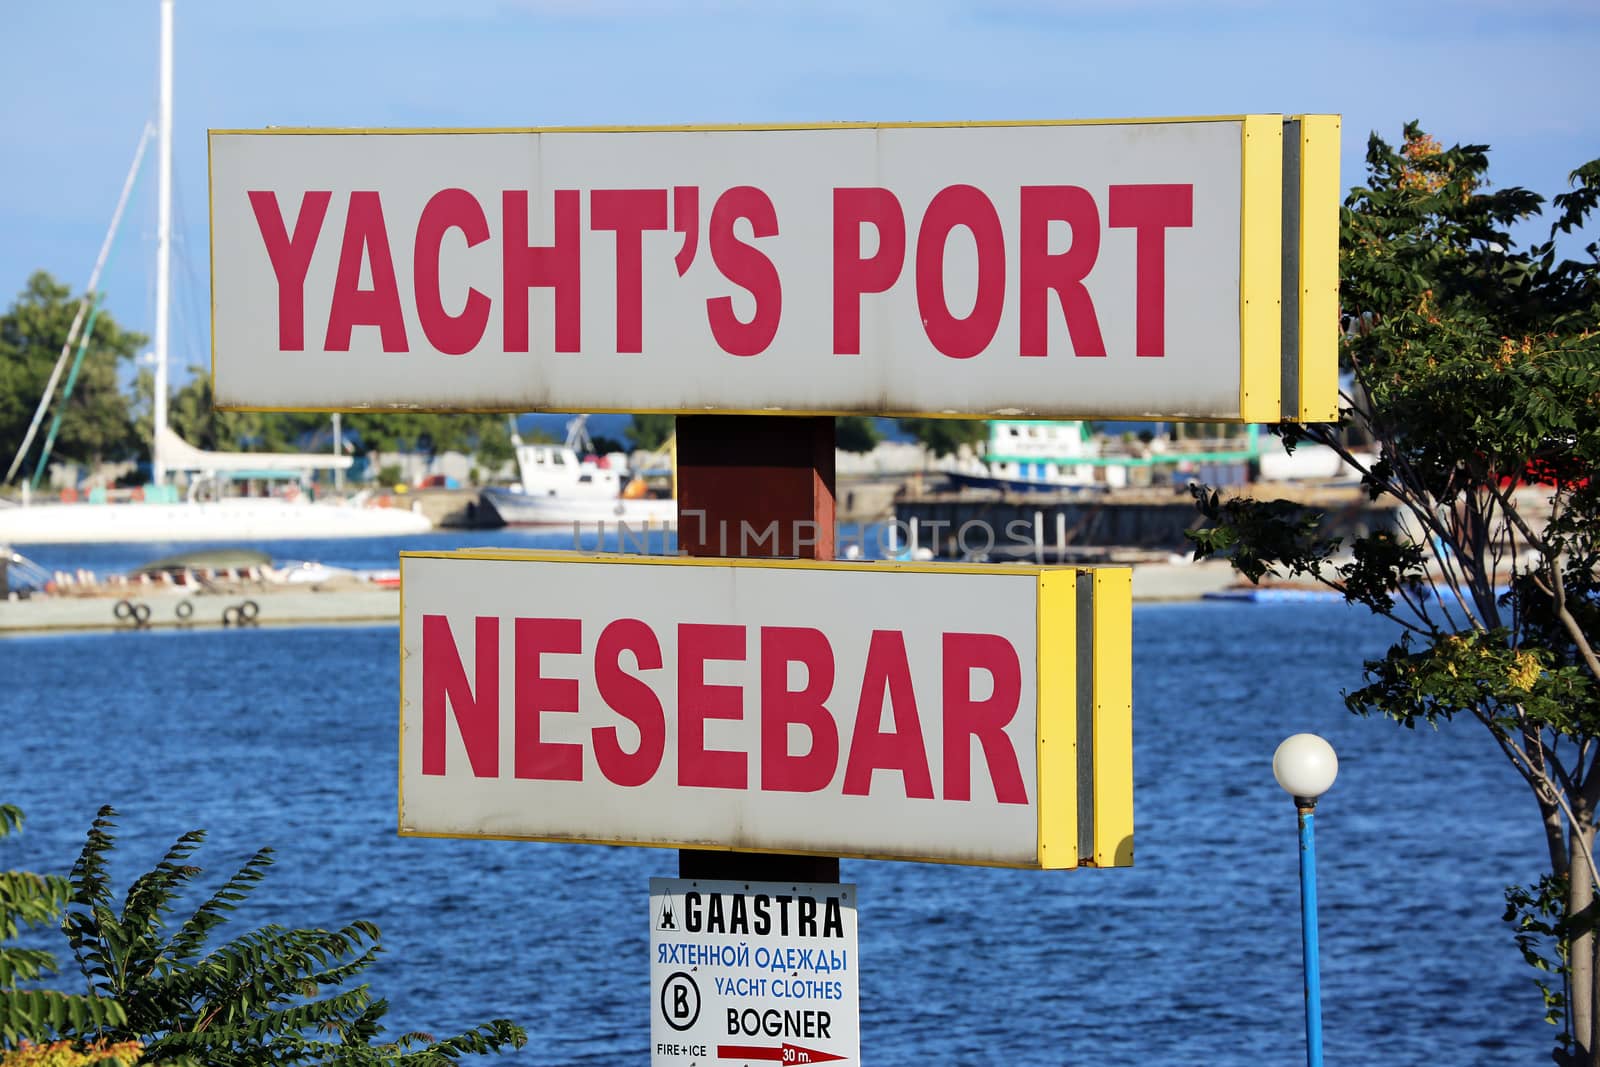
[151,0,174,485]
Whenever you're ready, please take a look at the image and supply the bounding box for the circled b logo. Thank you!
[661,971,700,1032]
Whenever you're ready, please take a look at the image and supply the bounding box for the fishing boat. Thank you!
[477,415,676,529]
[942,421,1107,494]
[0,0,431,547]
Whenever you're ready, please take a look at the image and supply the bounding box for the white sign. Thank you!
[211,116,1329,421]
[397,551,1133,869]
[650,878,858,1067]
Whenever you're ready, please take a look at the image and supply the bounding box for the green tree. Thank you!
[1,805,125,1047]
[55,807,525,1065]
[833,417,880,454]
[625,414,676,452]
[896,418,987,458]
[1189,125,1599,1063]
[625,413,882,454]
[472,419,517,478]
[0,272,144,479]
[341,414,503,462]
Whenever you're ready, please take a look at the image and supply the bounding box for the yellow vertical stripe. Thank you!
[1296,115,1341,423]
[397,557,408,832]
[1091,569,1134,867]
[1035,570,1078,869]
[1239,114,1285,422]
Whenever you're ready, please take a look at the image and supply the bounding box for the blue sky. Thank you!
[2,0,1595,383]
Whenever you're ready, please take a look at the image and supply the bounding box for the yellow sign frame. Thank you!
[210,114,1338,425]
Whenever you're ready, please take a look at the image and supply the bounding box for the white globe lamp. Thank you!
[1273,733,1338,804]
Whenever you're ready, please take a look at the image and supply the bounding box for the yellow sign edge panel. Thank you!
[1089,569,1134,867]
[396,555,1135,870]
[1238,115,1284,423]
[210,115,1265,138]
[1297,115,1341,423]
[1035,569,1078,869]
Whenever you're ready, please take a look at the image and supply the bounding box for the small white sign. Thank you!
[651,878,859,1067]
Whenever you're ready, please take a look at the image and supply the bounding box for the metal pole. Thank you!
[332,413,344,491]
[1297,803,1324,1067]
[152,0,174,485]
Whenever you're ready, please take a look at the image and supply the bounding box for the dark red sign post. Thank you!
[675,414,840,884]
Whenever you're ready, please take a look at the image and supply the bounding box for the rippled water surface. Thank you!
[1,568,1549,1064]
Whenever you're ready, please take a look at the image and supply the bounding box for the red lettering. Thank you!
[842,631,933,799]
[916,185,1005,360]
[672,185,699,276]
[503,189,581,353]
[325,191,408,353]
[592,189,669,353]
[831,188,905,355]
[514,617,582,781]
[678,623,747,789]
[247,190,330,352]
[593,618,666,788]
[421,614,498,778]
[942,633,1026,803]
[1109,183,1193,357]
[1020,185,1106,358]
[706,186,782,357]
[414,188,491,356]
[759,627,839,793]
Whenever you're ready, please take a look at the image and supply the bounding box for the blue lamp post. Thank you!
[1273,733,1339,1067]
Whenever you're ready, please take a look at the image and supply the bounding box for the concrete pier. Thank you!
[0,587,400,636]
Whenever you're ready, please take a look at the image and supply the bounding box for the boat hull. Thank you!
[0,498,432,545]
[942,471,1103,495]
[479,487,677,528]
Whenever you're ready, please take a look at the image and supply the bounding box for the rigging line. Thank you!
[30,295,110,491]
[6,123,155,486]
[170,168,212,380]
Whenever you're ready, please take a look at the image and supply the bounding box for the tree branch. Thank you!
[1494,718,1600,891]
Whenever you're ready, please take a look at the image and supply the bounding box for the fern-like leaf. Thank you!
[163,848,273,965]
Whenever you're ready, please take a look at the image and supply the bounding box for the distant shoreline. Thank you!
[0,559,1256,637]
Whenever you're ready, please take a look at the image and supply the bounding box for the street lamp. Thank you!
[1273,733,1338,1067]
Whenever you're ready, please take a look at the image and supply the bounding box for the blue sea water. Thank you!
[0,534,1551,1064]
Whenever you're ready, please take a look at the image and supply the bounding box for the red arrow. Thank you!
[716,1042,846,1064]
